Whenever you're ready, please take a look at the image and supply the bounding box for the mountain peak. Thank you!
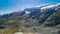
[56,3,60,7]
[41,5,55,9]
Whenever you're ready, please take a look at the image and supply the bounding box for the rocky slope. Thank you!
[0,3,60,34]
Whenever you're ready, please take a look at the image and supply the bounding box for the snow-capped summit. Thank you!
[40,5,56,12]
[40,3,60,12]
[55,3,60,10]
[41,5,55,9]
[56,3,60,7]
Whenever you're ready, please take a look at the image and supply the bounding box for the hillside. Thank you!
[0,3,60,34]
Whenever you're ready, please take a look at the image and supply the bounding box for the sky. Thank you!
[0,0,60,15]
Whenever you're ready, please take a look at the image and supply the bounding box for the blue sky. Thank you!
[0,0,60,15]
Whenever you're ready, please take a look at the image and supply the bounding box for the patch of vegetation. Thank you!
[43,10,60,27]
[0,27,19,34]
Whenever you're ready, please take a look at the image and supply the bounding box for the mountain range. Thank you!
[0,3,60,34]
[1,3,60,18]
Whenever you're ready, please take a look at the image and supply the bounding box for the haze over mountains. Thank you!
[0,3,60,34]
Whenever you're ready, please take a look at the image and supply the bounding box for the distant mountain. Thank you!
[0,3,60,27]
[1,3,60,18]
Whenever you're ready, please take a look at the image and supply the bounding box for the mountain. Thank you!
[1,3,60,25]
[0,3,60,34]
[1,3,59,18]
[43,6,60,26]
[0,3,60,24]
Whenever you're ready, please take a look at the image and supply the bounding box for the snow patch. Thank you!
[41,5,55,9]
[25,11,30,14]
